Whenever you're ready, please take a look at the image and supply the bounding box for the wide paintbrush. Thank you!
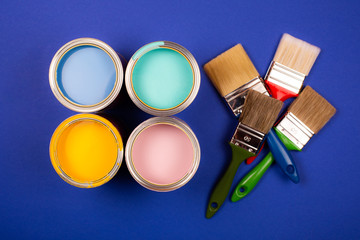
[206,90,282,218]
[264,33,321,102]
[204,44,269,117]
[232,86,336,202]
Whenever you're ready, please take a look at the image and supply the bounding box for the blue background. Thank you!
[0,0,359,239]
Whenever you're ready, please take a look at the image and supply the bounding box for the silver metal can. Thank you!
[125,117,200,192]
[49,38,123,112]
[125,41,200,116]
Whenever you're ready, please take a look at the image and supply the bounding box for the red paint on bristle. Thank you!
[265,80,299,102]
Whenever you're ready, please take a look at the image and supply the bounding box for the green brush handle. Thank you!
[231,128,302,202]
[231,152,274,202]
[206,143,255,219]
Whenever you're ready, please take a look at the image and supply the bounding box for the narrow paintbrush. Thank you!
[206,90,283,218]
[204,44,269,116]
[265,33,321,102]
[231,86,336,202]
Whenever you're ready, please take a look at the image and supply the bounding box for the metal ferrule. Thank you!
[230,123,265,154]
[224,77,269,117]
[275,112,314,150]
[265,61,306,95]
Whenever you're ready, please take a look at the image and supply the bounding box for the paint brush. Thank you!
[245,34,321,176]
[265,33,321,102]
[204,44,269,117]
[231,86,336,202]
[206,90,283,218]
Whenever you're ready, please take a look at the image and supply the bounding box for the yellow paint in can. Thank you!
[50,114,123,188]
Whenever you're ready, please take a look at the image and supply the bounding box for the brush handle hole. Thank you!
[210,202,218,210]
[239,187,246,193]
[286,165,294,174]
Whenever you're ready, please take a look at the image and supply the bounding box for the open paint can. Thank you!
[125,41,200,116]
[49,38,123,112]
[49,114,123,188]
[125,117,200,192]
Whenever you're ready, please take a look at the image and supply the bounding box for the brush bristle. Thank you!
[289,86,336,134]
[273,33,321,75]
[240,90,283,134]
[204,44,259,97]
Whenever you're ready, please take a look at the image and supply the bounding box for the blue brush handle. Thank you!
[267,128,299,183]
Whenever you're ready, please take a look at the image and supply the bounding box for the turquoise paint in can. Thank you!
[125,41,200,116]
